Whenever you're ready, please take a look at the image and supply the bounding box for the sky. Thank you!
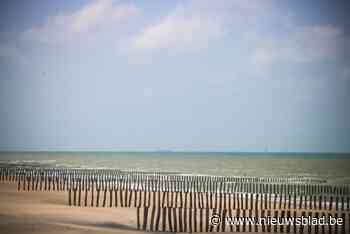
[0,0,350,152]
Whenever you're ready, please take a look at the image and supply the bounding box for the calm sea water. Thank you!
[1,152,350,184]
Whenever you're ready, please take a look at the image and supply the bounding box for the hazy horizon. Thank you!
[1,149,350,154]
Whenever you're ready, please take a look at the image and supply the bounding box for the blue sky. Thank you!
[0,0,349,152]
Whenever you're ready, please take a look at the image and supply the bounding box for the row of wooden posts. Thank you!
[1,167,349,196]
[1,167,328,184]
[2,166,350,233]
[16,174,348,196]
[67,188,350,212]
[0,167,336,187]
[4,167,350,212]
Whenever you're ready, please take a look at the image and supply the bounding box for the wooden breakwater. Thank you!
[1,166,350,233]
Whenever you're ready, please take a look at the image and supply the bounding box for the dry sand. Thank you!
[0,182,264,234]
[0,182,147,234]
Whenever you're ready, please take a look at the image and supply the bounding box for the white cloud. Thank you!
[127,0,270,52]
[18,0,345,66]
[22,0,140,45]
[130,15,223,51]
[252,25,343,64]
[128,7,220,51]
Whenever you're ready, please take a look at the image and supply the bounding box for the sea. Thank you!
[1,151,350,185]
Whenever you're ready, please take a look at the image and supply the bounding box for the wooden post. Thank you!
[242,209,246,232]
[78,182,81,206]
[266,209,271,232]
[109,188,113,207]
[173,207,177,233]
[128,187,133,207]
[84,187,88,207]
[341,213,345,234]
[35,173,39,191]
[148,201,155,231]
[27,174,30,191]
[73,184,77,206]
[300,211,305,234]
[40,173,43,191]
[288,194,291,209]
[68,187,72,206]
[205,207,210,232]
[17,175,21,191]
[189,195,192,233]
[286,210,291,233]
[334,213,338,234]
[142,207,149,231]
[257,209,263,233]
[119,178,124,207]
[199,207,203,233]
[102,188,107,207]
[178,207,183,232]
[137,207,140,230]
[184,192,188,232]
[254,209,259,233]
[155,205,161,231]
[96,184,100,207]
[162,207,167,232]
[92,179,95,207]
[321,212,325,234]
[194,193,198,233]
[124,181,128,207]
[281,210,285,233]
[293,210,297,234]
[314,212,319,234]
[48,175,51,191]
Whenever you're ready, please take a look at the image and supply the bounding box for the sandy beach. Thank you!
[0,182,144,234]
[1,178,348,234]
[0,181,274,234]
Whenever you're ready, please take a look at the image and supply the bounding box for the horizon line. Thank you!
[0,149,349,154]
